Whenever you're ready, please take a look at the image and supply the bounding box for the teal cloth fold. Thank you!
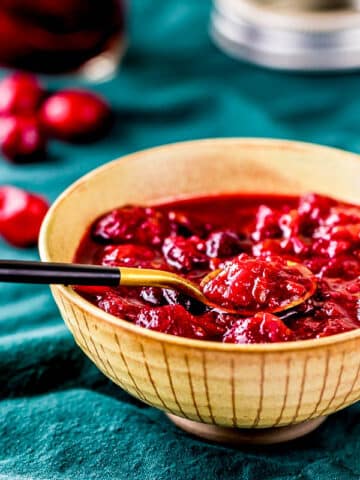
[1,0,360,478]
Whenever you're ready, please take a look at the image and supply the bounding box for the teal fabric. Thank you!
[2,0,360,478]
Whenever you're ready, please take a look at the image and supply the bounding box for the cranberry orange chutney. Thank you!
[74,193,360,344]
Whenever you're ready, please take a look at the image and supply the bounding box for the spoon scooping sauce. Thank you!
[200,254,317,315]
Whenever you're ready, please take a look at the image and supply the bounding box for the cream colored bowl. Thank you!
[39,139,360,445]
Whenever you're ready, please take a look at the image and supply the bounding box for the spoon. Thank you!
[0,260,316,315]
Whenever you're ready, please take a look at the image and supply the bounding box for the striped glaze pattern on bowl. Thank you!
[39,138,360,429]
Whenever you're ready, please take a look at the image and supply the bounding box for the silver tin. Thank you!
[211,0,360,71]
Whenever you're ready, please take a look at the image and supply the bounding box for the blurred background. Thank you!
[1,1,360,478]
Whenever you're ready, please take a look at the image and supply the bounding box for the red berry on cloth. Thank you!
[0,186,49,247]
[0,115,47,162]
[40,89,111,142]
[0,72,44,114]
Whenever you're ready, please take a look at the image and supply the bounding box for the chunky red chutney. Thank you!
[74,193,360,344]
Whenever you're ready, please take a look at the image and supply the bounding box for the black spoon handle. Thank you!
[0,260,120,286]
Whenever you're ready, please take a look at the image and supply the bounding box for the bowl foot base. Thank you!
[166,414,327,445]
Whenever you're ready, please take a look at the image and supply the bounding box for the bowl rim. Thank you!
[39,137,360,353]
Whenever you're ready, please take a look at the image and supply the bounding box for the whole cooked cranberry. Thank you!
[140,287,166,306]
[205,231,243,258]
[0,185,49,247]
[323,206,360,228]
[252,205,282,242]
[93,206,169,246]
[316,255,360,279]
[252,236,309,259]
[136,304,226,340]
[317,318,356,338]
[40,89,111,142]
[283,316,323,341]
[223,312,294,344]
[0,73,44,115]
[312,223,360,258]
[0,115,47,162]
[99,244,167,269]
[316,223,360,244]
[97,290,140,323]
[162,235,208,272]
[298,193,335,226]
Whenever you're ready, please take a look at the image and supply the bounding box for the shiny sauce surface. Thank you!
[74,193,360,343]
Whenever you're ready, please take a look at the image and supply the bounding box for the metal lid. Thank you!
[211,0,360,71]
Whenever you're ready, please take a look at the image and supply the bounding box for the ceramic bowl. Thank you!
[39,139,360,445]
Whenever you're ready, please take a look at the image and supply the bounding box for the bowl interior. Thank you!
[41,138,360,265]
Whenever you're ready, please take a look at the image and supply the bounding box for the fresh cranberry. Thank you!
[223,313,294,344]
[0,73,44,115]
[162,235,208,272]
[312,223,360,259]
[0,115,46,162]
[202,253,314,313]
[0,185,49,247]
[346,278,360,295]
[253,235,309,258]
[312,238,352,259]
[40,89,111,142]
[93,206,169,246]
[287,316,324,340]
[205,231,243,258]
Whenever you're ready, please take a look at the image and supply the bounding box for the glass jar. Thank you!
[211,0,360,71]
[0,0,126,81]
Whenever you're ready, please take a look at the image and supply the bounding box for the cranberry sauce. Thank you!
[202,254,316,314]
[74,193,360,344]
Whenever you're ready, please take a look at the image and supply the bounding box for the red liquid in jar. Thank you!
[0,0,125,74]
[74,193,360,344]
